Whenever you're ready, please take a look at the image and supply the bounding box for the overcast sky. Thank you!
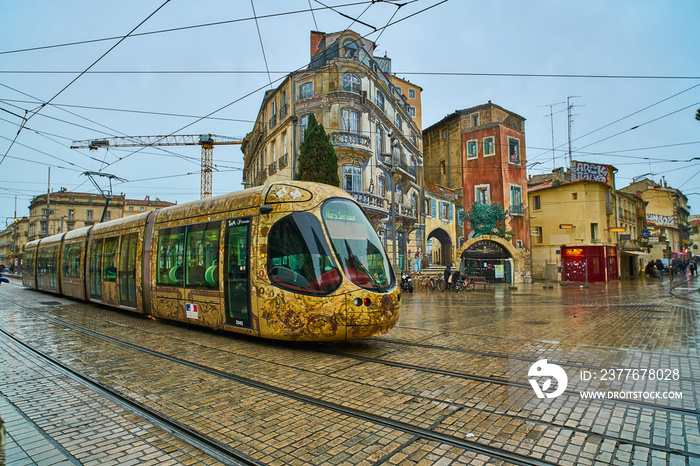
[1,0,699,225]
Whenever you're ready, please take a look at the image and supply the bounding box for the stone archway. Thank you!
[427,228,452,266]
[456,234,530,284]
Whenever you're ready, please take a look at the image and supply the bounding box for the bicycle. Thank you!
[420,276,437,291]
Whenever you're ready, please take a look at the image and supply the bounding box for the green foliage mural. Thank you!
[460,203,514,239]
[295,113,340,187]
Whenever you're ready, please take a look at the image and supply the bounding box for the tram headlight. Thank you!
[363,298,371,307]
[353,298,363,307]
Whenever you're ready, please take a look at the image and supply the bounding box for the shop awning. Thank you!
[619,250,650,256]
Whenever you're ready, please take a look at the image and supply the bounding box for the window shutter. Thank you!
[449,203,453,222]
[431,198,436,217]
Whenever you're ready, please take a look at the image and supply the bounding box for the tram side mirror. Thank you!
[259,205,273,214]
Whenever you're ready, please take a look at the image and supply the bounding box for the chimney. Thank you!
[310,31,325,58]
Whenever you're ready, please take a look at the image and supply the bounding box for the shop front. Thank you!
[561,245,619,282]
[459,239,513,284]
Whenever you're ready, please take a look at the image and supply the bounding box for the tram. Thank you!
[22,182,400,341]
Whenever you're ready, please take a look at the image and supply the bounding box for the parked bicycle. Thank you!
[437,272,475,292]
[419,275,438,291]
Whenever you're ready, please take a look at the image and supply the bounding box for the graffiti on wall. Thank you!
[646,213,676,227]
[572,161,609,183]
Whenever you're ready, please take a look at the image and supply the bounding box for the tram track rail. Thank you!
[3,295,700,463]
[0,296,554,466]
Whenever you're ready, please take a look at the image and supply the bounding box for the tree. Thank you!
[295,113,339,186]
[460,203,514,239]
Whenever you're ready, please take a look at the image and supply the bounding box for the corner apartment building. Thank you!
[620,177,691,262]
[241,30,423,270]
[422,102,530,283]
[528,162,620,282]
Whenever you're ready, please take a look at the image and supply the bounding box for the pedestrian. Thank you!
[691,261,697,277]
[656,260,664,280]
[444,264,452,285]
[414,248,422,273]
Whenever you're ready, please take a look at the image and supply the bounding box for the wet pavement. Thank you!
[0,274,698,465]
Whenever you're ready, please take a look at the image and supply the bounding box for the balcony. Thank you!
[269,114,277,129]
[349,191,388,214]
[330,131,371,153]
[278,153,288,170]
[509,203,524,216]
[279,104,288,120]
[396,203,417,221]
[268,161,277,175]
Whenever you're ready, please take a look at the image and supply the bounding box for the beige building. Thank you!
[614,190,649,278]
[27,190,174,242]
[391,75,422,130]
[620,178,691,262]
[423,181,463,266]
[528,163,620,282]
[0,217,29,270]
[241,30,423,271]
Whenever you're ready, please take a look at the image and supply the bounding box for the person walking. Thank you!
[656,259,664,281]
[414,248,422,273]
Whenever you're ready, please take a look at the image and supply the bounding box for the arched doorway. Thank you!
[457,236,520,284]
[427,228,452,266]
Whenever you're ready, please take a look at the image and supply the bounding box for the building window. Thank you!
[408,89,415,99]
[475,184,490,205]
[572,192,578,200]
[533,226,543,244]
[343,73,361,93]
[300,82,313,99]
[376,125,383,155]
[483,136,495,156]
[376,91,384,112]
[472,113,479,127]
[395,113,402,131]
[343,165,362,192]
[467,139,478,160]
[87,210,93,220]
[300,114,310,141]
[140,207,145,211]
[510,185,523,215]
[591,223,599,242]
[508,137,521,165]
[68,209,75,219]
[396,187,403,204]
[440,161,446,175]
[128,206,134,211]
[532,195,541,210]
[341,108,359,133]
[378,176,386,197]
[409,106,416,117]
[344,40,358,59]
[104,211,111,221]
[440,202,451,221]
[441,128,448,140]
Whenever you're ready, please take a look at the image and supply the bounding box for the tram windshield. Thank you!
[322,199,395,291]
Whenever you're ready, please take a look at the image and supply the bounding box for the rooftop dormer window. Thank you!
[344,40,358,59]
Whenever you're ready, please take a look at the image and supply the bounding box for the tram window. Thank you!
[323,199,395,291]
[157,227,185,286]
[267,212,341,295]
[103,237,119,282]
[185,222,220,288]
[63,243,82,278]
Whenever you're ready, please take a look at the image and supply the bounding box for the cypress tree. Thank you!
[296,113,340,187]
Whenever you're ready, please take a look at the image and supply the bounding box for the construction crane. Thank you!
[71,134,243,198]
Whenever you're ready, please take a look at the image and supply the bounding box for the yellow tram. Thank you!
[22,182,401,341]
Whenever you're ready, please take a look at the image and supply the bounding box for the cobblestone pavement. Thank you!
[0,275,698,465]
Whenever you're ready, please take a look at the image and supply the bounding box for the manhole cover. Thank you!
[39,301,62,306]
[523,321,550,325]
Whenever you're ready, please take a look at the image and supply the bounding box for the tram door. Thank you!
[224,217,251,329]
[89,239,103,301]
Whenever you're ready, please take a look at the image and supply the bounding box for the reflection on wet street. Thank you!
[0,276,699,465]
